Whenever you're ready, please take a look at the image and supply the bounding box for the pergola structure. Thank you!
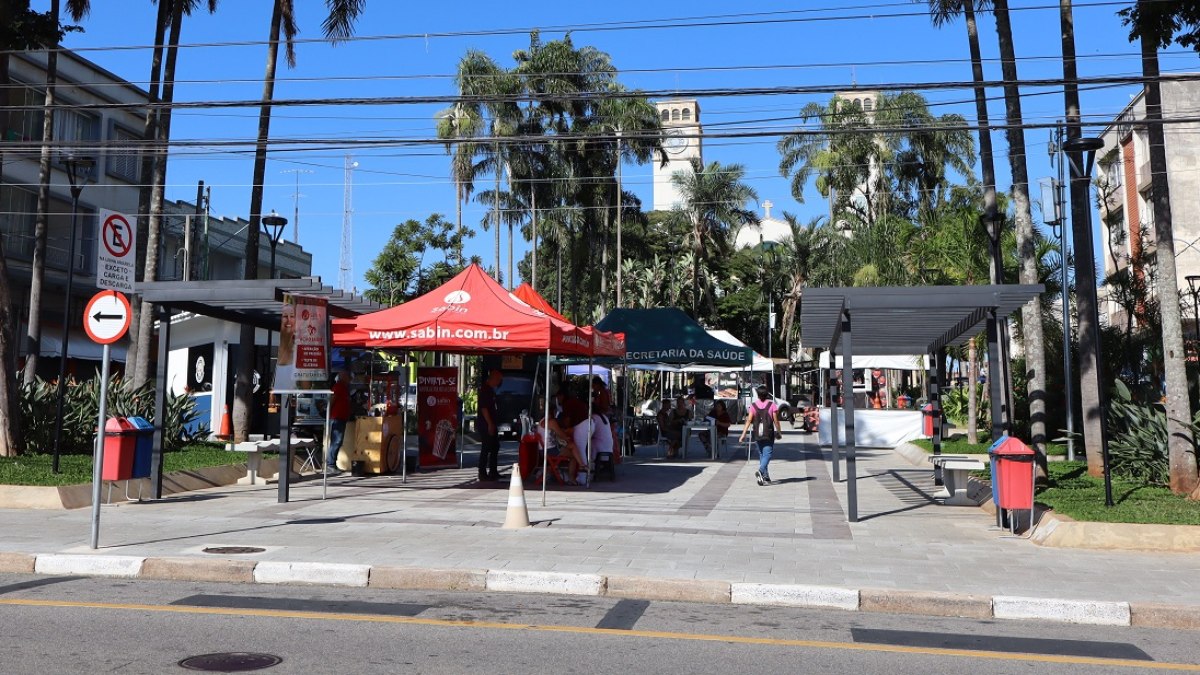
[137,277,383,501]
[800,284,1043,522]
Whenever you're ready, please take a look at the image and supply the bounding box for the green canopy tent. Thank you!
[595,308,753,367]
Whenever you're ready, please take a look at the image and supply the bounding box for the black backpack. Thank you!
[752,402,776,442]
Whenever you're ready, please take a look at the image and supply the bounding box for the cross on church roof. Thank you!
[763,200,773,219]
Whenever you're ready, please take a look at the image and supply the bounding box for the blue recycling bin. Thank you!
[987,435,1007,508]
[127,416,155,479]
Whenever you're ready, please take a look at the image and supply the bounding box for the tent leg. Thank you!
[542,348,550,507]
[402,352,409,484]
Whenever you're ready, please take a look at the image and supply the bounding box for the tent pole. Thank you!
[622,355,630,456]
[586,357,594,487]
[402,351,409,484]
[542,348,550,507]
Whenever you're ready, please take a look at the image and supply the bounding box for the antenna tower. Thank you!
[340,155,357,291]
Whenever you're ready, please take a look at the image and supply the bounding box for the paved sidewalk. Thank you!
[3,432,1199,615]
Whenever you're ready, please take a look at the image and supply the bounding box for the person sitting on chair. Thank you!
[656,400,681,459]
[702,400,733,456]
[535,401,587,485]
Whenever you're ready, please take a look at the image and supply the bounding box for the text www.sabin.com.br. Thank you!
[367,327,511,341]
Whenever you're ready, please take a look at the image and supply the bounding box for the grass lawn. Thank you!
[0,443,251,487]
[910,438,1068,456]
[1035,461,1200,526]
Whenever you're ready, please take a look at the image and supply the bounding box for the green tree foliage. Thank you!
[363,214,473,306]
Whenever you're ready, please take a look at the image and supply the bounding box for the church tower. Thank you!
[652,99,702,211]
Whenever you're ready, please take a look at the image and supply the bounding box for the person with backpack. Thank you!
[738,386,783,485]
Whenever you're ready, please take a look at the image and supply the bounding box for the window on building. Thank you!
[661,109,670,122]
[0,184,37,258]
[52,105,100,178]
[854,98,862,109]
[4,83,44,142]
[671,109,680,121]
[106,124,141,183]
[1105,161,1123,191]
[681,108,691,121]
[863,98,873,112]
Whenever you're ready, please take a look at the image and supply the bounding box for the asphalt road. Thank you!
[2,574,1198,674]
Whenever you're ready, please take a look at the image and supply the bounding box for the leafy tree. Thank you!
[363,214,472,306]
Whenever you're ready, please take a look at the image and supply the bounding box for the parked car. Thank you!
[474,375,535,438]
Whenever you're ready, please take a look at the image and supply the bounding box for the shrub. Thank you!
[1107,379,1169,485]
[17,374,207,455]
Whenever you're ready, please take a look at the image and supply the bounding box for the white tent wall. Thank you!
[819,353,930,371]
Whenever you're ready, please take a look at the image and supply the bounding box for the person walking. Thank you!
[326,370,352,473]
[739,386,782,485]
[478,369,503,482]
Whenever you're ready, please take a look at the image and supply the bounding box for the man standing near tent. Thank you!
[478,369,503,482]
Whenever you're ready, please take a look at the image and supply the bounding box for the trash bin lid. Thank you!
[989,435,1034,456]
[104,417,136,433]
[127,416,154,430]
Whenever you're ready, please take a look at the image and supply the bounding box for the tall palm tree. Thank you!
[435,102,482,267]
[671,159,759,315]
[777,98,880,224]
[1,0,72,455]
[21,0,89,386]
[776,214,826,360]
[130,0,219,389]
[1121,0,1198,495]
[233,0,366,442]
[594,93,661,308]
[991,0,1049,455]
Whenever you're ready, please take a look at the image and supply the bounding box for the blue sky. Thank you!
[43,1,1197,292]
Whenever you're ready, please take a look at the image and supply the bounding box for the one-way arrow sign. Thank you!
[83,291,131,345]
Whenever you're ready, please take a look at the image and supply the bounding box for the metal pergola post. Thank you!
[841,311,858,523]
[151,306,171,499]
[827,347,841,483]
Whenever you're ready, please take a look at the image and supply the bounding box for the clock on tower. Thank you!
[653,99,702,211]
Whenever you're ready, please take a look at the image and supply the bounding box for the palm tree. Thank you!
[777,98,880,224]
[130,0,220,389]
[20,0,89,386]
[671,159,759,315]
[435,103,482,267]
[1,0,73,455]
[776,214,827,360]
[233,0,367,442]
[1121,0,1198,495]
[594,93,661,308]
[991,0,1050,456]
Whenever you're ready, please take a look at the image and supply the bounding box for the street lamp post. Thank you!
[1063,135,1114,507]
[51,153,95,474]
[261,211,288,374]
[1047,128,1076,462]
[1186,276,1200,359]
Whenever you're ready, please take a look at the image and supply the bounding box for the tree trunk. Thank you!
[124,0,170,380]
[1058,0,1105,475]
[0,35,22,456]
[21,0,61,385]
[493,141,501,279]
[615,137,623,308]
[132,0,183,389]
[600,186,610,315]
[234,0,283,443]
[1140,22,1199,495]
[993,0,1048,454]
[967,340,978,445]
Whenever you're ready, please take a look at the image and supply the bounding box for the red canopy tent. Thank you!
[511,282,568,323]
[332,264,623,357]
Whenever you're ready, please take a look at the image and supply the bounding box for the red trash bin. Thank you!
[518,433,540,481]
[921,404,936,437]
[101,417,137,481]
[991,436,1035,510]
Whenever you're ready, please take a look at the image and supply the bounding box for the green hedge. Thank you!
[0,442,246,487]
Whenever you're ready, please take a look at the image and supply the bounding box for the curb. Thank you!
[14,552,1200,630]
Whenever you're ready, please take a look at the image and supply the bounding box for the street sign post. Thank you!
[96,209,136,293]
[83,290,130,549]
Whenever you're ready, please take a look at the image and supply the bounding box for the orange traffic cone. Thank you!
[502,463,531,529]
[218,404,232,440]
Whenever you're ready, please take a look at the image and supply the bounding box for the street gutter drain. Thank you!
[179,652,282,672]
[202,546,266,555]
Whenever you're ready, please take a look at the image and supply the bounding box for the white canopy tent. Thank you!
[819,353,928,371]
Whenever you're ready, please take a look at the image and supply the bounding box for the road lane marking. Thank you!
[1,597,1196,671]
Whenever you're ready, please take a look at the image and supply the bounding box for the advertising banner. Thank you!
[273,294,329,391]
[417,366,458,468]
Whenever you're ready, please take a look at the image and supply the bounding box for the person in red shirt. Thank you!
[327,370,352,472]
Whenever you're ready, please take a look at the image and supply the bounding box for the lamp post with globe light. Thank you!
[261,211,287,382]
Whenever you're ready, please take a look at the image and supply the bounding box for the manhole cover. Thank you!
[202,546,265,555]
[179,652,282,672]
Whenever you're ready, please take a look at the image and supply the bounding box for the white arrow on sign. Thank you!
[83,291,132,345]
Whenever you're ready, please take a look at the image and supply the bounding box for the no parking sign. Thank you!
[96,209,136,293]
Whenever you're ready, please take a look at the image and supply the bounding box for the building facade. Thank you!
[652,99,702,211]
[1095,81,1200,333]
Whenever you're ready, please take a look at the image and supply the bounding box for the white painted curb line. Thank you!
[486,570,604,596]
[993,595,1131,626]
[253,561,370,587]
[35,554,145,578]
[731,583,860,610]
